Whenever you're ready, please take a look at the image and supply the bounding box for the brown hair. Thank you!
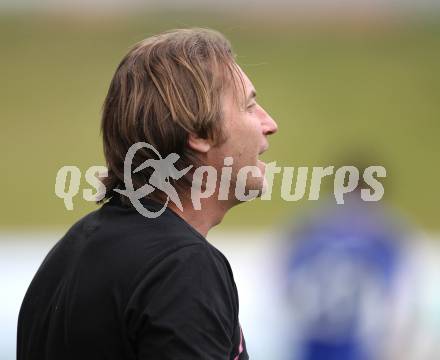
[100,28,244,205]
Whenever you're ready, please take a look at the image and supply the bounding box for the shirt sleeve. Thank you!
[124,243,237,360]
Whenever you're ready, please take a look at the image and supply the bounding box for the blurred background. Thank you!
[1,0,439,359]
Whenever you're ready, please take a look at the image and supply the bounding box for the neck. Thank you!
[167,196,233,238]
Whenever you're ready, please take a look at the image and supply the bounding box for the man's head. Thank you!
[101,28,277,206]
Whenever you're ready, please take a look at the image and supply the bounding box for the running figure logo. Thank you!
[115,142,193,218]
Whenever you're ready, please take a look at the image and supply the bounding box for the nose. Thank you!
[260,106,278,136]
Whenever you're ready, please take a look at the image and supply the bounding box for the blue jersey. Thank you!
[284,200,403,360]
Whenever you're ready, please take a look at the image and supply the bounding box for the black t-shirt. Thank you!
[17,198,248,360]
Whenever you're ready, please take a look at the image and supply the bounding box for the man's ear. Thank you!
[188,133,211,154]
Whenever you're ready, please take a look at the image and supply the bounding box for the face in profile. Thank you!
[213,65,278,203]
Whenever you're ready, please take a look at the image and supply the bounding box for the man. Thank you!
[17,28,277,359]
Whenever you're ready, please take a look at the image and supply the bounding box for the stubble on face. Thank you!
[215,66,271,203]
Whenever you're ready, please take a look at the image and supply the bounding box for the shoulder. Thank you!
[126,241,239,315]
[126,242,239,339]
[136,241,235,293]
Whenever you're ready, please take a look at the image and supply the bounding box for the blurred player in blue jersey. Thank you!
[282,183,408,360]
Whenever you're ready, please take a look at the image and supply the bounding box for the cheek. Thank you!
[227,113,261,159]
[248,122,263,152]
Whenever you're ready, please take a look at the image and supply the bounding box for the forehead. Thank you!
[223,65,255,107]
[221,66,255,126]
[236,66,254,94]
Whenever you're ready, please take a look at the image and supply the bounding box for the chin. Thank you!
[232,159,266,202]
[245,175,266,200]
[260,177,268,197]
[253,160,267,197]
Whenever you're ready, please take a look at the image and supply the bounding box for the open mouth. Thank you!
[258,145,268,156]
[257,149,268,168]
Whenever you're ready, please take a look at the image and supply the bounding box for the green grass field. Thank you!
[1,12,439,230]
